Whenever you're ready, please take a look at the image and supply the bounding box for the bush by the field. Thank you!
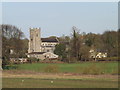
[40,60,64,63]
[76,64,103,75]
[27,57,40,63]
[97,57,119,61]
[12,62,118,75]
[69,57,77,63]
[3,64,18,70]
[44,65,59,73]
[75,62,118,75]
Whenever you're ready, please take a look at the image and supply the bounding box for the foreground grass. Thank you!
[16,62,118,74]
[3,62,118,88]
[2,78,118,88]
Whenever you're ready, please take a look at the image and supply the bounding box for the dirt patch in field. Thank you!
[2,70,118,81]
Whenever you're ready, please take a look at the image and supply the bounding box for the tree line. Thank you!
[1,24,28,68]
[54,26,119,62]
[1,24,119,67]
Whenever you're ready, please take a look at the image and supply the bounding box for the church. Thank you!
[27,28,59,60]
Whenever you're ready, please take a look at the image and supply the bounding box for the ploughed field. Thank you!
[2,62,118,88]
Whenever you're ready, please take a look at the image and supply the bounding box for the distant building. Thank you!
[27,28,59,60]
[10,58,28,64]
[41,38,59,53]
[27,52,58,60]
[89,49,107,59]
[28,28,42,53]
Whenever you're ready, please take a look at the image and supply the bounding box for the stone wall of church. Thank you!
[28,28,41,53]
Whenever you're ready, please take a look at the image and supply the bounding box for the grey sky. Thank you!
[2,2,118,38]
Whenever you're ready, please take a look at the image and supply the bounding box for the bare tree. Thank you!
[70,26,81,61]
[1,24,27,68]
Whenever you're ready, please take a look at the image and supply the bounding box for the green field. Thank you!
[15,62,118,74]
[3,62,118,88]
[2,78,118,88]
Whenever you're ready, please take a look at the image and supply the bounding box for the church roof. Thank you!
[41,38,58,42]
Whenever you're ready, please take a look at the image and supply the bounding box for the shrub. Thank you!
[111,67,119,75]
[69,57,77,63]
[112,69,118,75]
[4,64,18,70]
[44,65,59,73]
[28,57,40,63]
[97,57,119,61]
[82,64,102,75]
[89,65,102,75]
[82,67,90,74]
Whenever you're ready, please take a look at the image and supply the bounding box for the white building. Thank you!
[27,28,59,60]
[89,49,107,59]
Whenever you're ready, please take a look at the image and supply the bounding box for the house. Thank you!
[10,58,28,64]
[41,38,59,53]
[43,52,58,60]
[89,49,107,59]
[27,52,58,60]
[27,28,59,60]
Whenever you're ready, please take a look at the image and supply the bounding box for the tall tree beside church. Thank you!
[54,43,66,61]
[54,35,70,62]
[70,26,81,61]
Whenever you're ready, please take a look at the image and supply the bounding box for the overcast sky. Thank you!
[2,2,118,38]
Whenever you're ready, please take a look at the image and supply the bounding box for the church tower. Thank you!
[28,28,41,53]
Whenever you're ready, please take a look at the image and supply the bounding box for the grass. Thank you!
[16,62,118,74]
[2,78,118,88]
[3,62,118,88]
